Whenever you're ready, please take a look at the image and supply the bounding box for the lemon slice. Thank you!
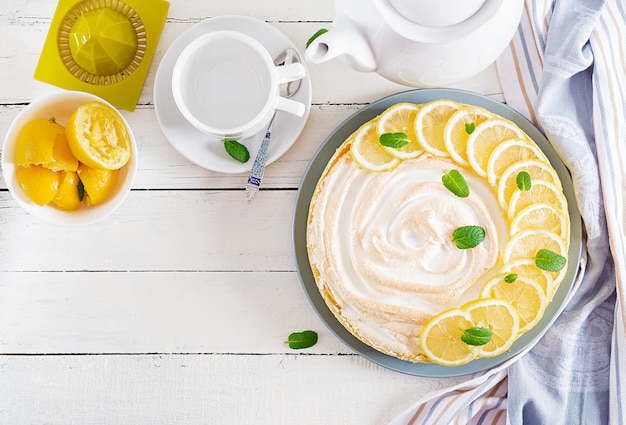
[503,229,567,265]
[507,180,568,220]
[414,99,461,157]
[496,160,561,209]
[480,274,547,334]
[443,106,493,166]
[351,121,401,172]
[463,298,520,357]
[503,228,569,291]
[66,101,132,170]
[419,308,478,366]
[502,259,555,300]
[486,138,547,187]
[466,118,526,177]
[376,102,422,159]
[510,203,570,240]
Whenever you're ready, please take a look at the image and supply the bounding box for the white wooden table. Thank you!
[0,1,505,423]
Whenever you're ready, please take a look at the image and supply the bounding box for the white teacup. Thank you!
[172,30,306,139]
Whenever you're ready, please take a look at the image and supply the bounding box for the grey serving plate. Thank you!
[292,88,582,377]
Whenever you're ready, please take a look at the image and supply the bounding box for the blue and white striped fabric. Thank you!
[389,0,626,423]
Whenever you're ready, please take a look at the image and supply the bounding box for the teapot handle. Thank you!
[304,28,377,73]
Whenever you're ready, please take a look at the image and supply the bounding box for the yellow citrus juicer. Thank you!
[34,0,169,111]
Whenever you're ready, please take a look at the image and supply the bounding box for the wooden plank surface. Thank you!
[0,0,504,423]
[0,355,467,425]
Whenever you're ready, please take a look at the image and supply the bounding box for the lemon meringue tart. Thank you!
[306,100,570,366]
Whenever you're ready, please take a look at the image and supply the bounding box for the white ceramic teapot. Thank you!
[304,0,524,87]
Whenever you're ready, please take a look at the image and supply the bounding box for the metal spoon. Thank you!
[245,48,302,203]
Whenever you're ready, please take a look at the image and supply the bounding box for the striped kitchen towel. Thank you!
[389,0,626,423]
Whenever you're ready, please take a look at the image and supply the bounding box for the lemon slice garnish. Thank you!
[486,138,547,187]
[464,298,520,357]
[480,274,547,334]
[376,102,423,159]
[507,180,568,220]
[414,99,461,157]
[350,121,401,172]
[443,105,493,166]
[496,159,560,209]
[419,308,478,366]
[466,118,526,177]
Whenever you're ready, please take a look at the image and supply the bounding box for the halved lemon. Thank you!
[443,105,493,166]
[350,121,401,172]
[16,119,61,167]
[466,118,526,177]
[376,102,422,159]
[419,308,478,366]
[77,163,120,205]
[486,138,547,187]
[16,118,79,172]
[66,101,132,170]
[414,99,461,157]
[496,160,561,209]
[16,165,60,206]
[480,274,547,334]
[507,180,568,220]
[463,298,520,357]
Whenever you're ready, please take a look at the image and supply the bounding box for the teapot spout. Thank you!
[304,28,377,73]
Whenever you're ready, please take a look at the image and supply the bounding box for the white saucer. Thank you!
[153,16,312,174]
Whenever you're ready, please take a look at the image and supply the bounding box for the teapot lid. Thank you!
[374,0,509,42]
[388,0,485,27]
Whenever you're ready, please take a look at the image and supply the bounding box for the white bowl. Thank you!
[1,90,138,226]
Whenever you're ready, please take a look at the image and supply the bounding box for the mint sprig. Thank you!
[77,180,85,202]
[535,249,567,272]
[452,226,485,249]
[516,171,532,191]
[379,132,410,148]
[504,273,518,283]
[465,122,476,135]
[461,327,492,346]
[442,169,470,198]
[285,330,318,349]
[224,139,250,163]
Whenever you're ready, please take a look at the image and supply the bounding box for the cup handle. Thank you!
[276,62,306,84]
[276,97,306,117]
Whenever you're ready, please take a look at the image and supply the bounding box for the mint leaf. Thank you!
[535,249,567,272]
[465,122,476,134]
[306,28,329,48]
[77,180,85,202]
[461,327,492,346]
[516,171,532,191]
[442,169,470,198]
[224,139,250,163]
[504,273,518,283]
[452,226,485,249]
[379,132,410,148]
[286,330,318,349]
